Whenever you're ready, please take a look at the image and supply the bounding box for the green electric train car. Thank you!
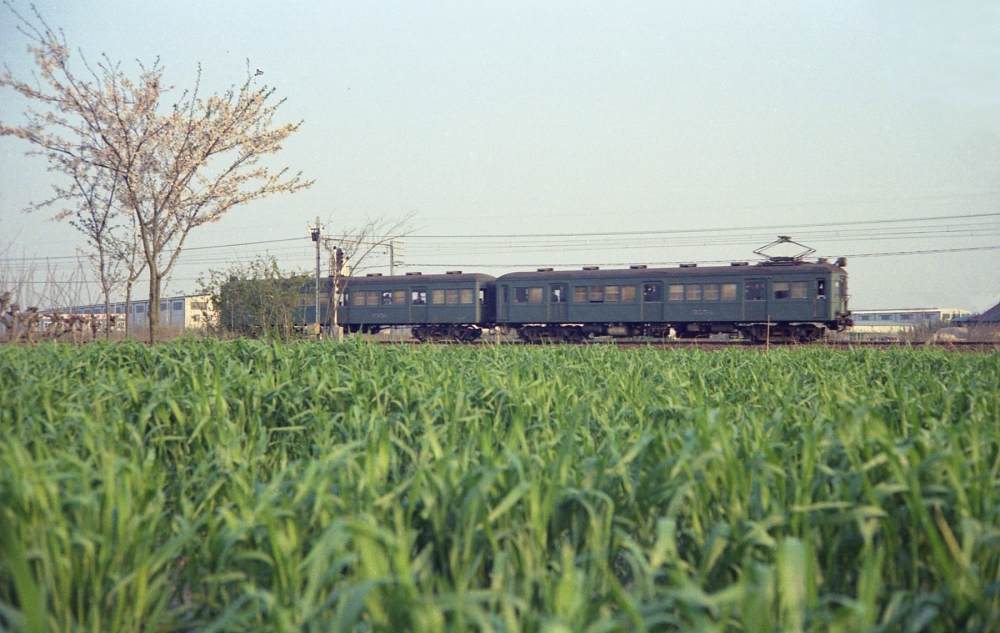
[494,259,851,343]
[339,272,496,341]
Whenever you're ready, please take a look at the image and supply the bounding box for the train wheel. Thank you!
[794,325,822,343]
[742,325,767,344]
[563,328,584,344]
[517,327,541,344]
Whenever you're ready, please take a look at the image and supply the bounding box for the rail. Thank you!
[371,338,1000,351]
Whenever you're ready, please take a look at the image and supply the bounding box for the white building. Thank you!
[47,295,213,332]
[850,308,971,337]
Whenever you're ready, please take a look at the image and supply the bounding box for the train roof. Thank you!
[496,261,845,282]
[341,272,496,286]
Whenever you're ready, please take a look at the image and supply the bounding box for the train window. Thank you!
[669,285,684,301]
[445,289,460,304]
[686,285,702,301]
[411,290,426,305]
[721,283,737,301]
[479,289,486,305]
[573,286,587,302]
[550,287,565,303]
[589,286,604,302]
[432,290,445,304]
[773,282,790,300]
[703,284,719,301]
[460,289,474,304]
[393,290,406,306]
[605,286,620,302]
[354,292,367,306]
[621,285,636,302]
[381,291,393,306]
[791,282,808,300]
[817,279,827,298]
[515,288,529,303]
[529,287,543,303]
[643,284,662,302]
[745,281,766,301]
[367,291,379,305]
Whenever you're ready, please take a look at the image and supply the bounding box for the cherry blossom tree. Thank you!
[0,6,312,342]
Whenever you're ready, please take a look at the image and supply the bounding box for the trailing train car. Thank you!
[495,259,851,343]
[340,271,496,341]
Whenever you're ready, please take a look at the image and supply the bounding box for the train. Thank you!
[336,247,852,343]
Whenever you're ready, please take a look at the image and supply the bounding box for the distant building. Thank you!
[45,295,214,332]
[850,308,970,337]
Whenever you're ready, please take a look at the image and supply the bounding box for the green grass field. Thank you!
[1,340,999,632]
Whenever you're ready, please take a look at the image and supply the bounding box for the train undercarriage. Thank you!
[354,321,838,344]
[509,321,832,344]
[411,324,484,343]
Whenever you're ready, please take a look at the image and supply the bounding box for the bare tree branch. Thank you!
[321,213,415,341]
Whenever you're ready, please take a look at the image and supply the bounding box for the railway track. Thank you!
[609,339,1000,351]
[373,338,1000,351]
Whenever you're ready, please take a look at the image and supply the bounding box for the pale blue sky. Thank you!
[1,1,999,310]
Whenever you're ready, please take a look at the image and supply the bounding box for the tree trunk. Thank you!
[104,294,112,339]
[99,251,113,340]
[147,273,161,344]
[124,282,133,339]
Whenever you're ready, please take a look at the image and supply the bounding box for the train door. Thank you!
[641,282,663,321]
[814,277,828,319]
[410,286,428,323]
[548,284,567,322]
[479,284,496,323]
[498,285,509,321]
[837,274,849,316]
[744,279,767,321]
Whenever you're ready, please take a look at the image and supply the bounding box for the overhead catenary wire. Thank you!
[9,222,996,271]
[396,244,1000,269]
[4,211,998,302]
[4,211,999,263]
[410,211,1000,239]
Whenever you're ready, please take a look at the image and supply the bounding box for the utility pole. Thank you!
[332,244,342,342]
[310,217,321,340]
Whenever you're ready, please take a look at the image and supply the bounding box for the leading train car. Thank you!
[495,258,851,343]
[340,271,496,341]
